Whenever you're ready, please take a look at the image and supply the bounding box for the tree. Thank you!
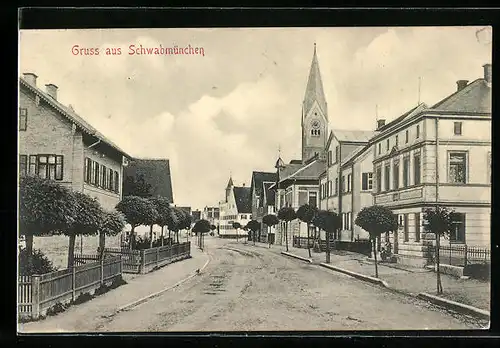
[232,222,242,241]
[210,224,216,236]
[355,205,397,278]
[246,220,260,245]
[19,175,78,270]
[149,196,172,246]
[65,191,104,268]
[296,204,318,257]
[262,214,279,248]
[98,210,126,258]
[167,207,185,244]
[192,219,211,249]
[423,205,454,294]
[277,207,296,252]
[116,196,157,250]
[312,210,341,263]
[123,174,153,198]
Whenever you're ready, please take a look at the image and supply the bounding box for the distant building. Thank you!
[202,206,220,228]
[192,210,201,223]
[219,177,252,238]
[123,158,174,202]
[18,73,132,211]
[250,171,277,242]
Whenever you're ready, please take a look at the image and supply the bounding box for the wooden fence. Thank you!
[18,255,122,320]
[437,244,490,267]
[103,241,191,274]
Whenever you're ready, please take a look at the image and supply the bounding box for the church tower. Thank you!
[225,176,234,203]
[302,43,328,163]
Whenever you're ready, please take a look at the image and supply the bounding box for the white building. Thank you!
[218,177,252,238]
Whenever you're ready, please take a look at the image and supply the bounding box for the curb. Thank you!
[281,251,313,263]
[116,251,211,313]
[319,263,390,288]
[417,292,490,320]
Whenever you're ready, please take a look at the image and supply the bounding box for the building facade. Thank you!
[19,73,131,211]
[372,64,491,266]
[250,171,277,242]
[202,206,220,229]
[218,178,252,238]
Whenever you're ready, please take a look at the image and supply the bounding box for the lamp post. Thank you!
[275,154,285,247]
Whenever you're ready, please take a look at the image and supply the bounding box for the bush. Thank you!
[46,302,69,316]
[464,263,490,281]
[18,248,58,276]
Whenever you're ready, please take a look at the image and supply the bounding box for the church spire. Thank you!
[303,43,327,117]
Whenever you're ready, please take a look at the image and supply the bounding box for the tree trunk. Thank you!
[130,226,136,250]
[253,230,256,245]
[326,229,331,264]
[68,234,77,269]
[168,229,171,245]
[149,225,154,249]
[285,222,289,252]
[25,233,34,272]
[98,231,105,260]
[436,234,443,294]
[176,231,179,243]
[373,237,379,278]
[161,226,164,246]
[307,224,312,257]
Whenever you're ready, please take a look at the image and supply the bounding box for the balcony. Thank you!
[374,185,424,206]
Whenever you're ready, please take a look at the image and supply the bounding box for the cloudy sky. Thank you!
[19,27,491,210]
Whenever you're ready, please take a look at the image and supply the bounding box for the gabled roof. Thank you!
[303,44,327,116]
[251,171,277,205]
[283,159,325,181]
[123,158,174,203]
[19,77,131,159]
[177,206,192,215]
[341,145,367,166]
[429,78,491,114]
[333,129,376,143]
[233,186,252,214]
[262,182,276,206]
[377,103,428,133]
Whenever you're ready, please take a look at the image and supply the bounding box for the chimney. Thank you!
[456,80,469,91]
[376,119,386,130]
[45,84,58,100]
[242,183,245,187]
[483,63,492,84]
[22,73,38,86]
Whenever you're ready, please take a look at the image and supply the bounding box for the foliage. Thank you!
[134,235,170,250]
[262,214,279,227]
[246,220,260,232]
[312,210,341,232]
[354,205,398,238]
[19,175,78,237]
[123,174,152,198]
[192,219,211,234]
[149,196,172,228]
[116,196,157,228]
[100,210,126,236]
[296,204,317,224]
[232,222,242,229]
[18,248,58,276]
[65,191,103,237]
[277,206,297,222]
[166,207,184,232]
[178,209,193,230]
[210,224,217,230]
[422,206,454,237]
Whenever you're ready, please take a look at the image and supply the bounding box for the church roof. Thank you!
[233,186,252,214]
[226,177,234,188]
[303,44,327,116]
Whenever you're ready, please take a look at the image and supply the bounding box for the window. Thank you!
[393,161,399,190]
[328,151,332,166]
[329,181,333,196]
[450,213,466,243]
[311,129,320,136]
[378,143,381,155]
[335,178,338,195]
[395,135,399,147]
[403,214,409,242]
[361,172,373,191]
[55,155,63,180]
[415,213,420,242]
[454,122,462,135]
[335,146,340,163]
[347,174,352,192]
[19,108,27,131]
[386,139,390,151]
[29,155,37,174]
[308,191,317,208]
[405,130,409,143]
[108,168,113,190]
[487,152,492,183]
[298,191,308,206]
[414,152,421,185]
[449,152,467,184]
[341,175,346,193]
[114,171,119,193]
[376,166,382,193]
[384,164,390,191]
[403,156,410,187]
[416,124,420,138]
[85,158,92,183]
[34,155,63,180]
[19,155,27,176]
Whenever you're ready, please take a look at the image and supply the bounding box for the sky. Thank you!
[19,27,492,210]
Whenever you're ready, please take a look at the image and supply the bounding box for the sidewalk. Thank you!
[277,243,490,312]
[19,243,209,333]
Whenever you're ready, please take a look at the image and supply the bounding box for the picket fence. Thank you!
[18,255,122,320]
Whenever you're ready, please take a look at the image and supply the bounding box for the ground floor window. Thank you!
[450,212,466,243]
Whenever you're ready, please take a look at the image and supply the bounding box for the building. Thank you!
[319,129,377,241]
[250,171,277,242]
[202,206,220,229]
[218,177,252,238]
[123,158,174,202]
[192,210,201,223]
[371,64,491,267]
[18,73,132,211]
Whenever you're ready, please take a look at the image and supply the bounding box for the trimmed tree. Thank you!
[312,210,341,263]
[262,214,279,248]
[123,174,153,198]
[116,196,157,250]
[246,220,260,245]
[277,207,296,252]
[19,175,78,270]
[145,198,160,248]
[65,191,104,268]
[355,205,398,278]
[423,205,454,294]
[98,210,126,258]
[232,222,242,241]
[210,224,216,236]
[192,219,211,249]
[296,204,318,257]
[150,196,172,246]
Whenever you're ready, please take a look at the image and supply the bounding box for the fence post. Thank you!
[100,257,104,286]
[464,244,468,267]
[31,275,41,320]
[140,250,146,274]
[156,246,160,268]
[72,265,76,301]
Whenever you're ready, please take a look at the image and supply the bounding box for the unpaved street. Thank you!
[91,239,486,331]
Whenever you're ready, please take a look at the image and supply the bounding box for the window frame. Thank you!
[393,160,400,190]
[19,155,28,176]
[384,163,391,191]
[449,213,466,243]
[402,155,410,187]
[416,124,420,138]
[448,151,468,184]
[405,130,409,143]
[19,108,28,131]
[414,152,421,185]
[453,121,463,136]
[376,166,382,193]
